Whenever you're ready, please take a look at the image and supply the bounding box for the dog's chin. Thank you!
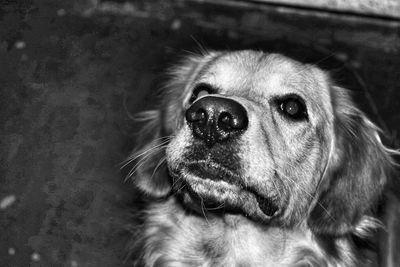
[170,162,279,223]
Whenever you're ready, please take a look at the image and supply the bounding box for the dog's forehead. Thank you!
[200,52,331,106]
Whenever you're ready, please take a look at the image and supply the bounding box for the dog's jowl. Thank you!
[127,51,397,267]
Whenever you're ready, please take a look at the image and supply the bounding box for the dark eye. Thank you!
[189,83,213,104]
[278,96,308,121]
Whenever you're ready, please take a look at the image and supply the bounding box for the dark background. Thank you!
[0,0,399,266]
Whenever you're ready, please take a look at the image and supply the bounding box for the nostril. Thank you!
[218,110,248,131]
[186,108,206,124]
[231,115,248,130]
[218,112,233,131]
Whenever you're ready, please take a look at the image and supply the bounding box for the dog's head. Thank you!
[129,51,395,236]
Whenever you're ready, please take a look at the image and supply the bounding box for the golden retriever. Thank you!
[126,51,398,267]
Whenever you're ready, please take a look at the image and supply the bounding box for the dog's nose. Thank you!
[185,96,248,147]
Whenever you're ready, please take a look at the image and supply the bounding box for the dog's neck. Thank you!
[138,197,353,267]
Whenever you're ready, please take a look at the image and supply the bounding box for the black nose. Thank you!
[185,96,248,147]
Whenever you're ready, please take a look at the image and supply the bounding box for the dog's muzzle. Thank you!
[170,96,279,222]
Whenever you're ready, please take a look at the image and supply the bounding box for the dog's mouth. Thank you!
[170,161,279,222]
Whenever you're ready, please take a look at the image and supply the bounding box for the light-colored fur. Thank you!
[126,51,398,267]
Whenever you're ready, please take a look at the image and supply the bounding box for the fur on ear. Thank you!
[125,52,220,197]
[308,86,397,236]
[124,109,171,198]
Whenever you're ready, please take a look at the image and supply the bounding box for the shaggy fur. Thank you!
[126,51,398,267]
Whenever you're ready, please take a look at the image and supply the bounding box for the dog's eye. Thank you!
[189,83,213,104]
[278,96,308,121]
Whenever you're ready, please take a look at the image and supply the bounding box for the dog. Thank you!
[126,50,398,267]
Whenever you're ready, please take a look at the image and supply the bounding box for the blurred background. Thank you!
[0,0,399,266]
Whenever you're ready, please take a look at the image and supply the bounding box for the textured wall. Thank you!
[0,1,162,266]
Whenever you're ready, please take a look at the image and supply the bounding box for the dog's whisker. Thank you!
[147,136,174,142]
[121,139,170,167]
[276,175,312,224]
[199,195,211,226]
[150,157,167,180]
[274,169,315,200]
[171,175,184,189]
[171,184,186,197]
[270,172,285,200]
[275,169,335,222]
[273,170,319,223]
[129,146,166,174]
[205,202,225,211]
[280,172,335,220]
[125,147,168,181]
[126,157,153,179]
[190,35,209,56]
[122,142,169,170]
[122,151,164,172]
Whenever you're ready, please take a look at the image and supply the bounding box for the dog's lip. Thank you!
[185,160,242,186]
[172,161,279,219]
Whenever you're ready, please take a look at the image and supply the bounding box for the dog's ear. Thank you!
[308,87,396,236]
[125,109,171,198]
[126,53,219,197]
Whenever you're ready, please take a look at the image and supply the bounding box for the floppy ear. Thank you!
[308,87,396,236]
[126,52,219,197]
[125,109,171,198]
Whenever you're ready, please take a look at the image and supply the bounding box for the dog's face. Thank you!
[166,51,333,224]
[132,50,392,235]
